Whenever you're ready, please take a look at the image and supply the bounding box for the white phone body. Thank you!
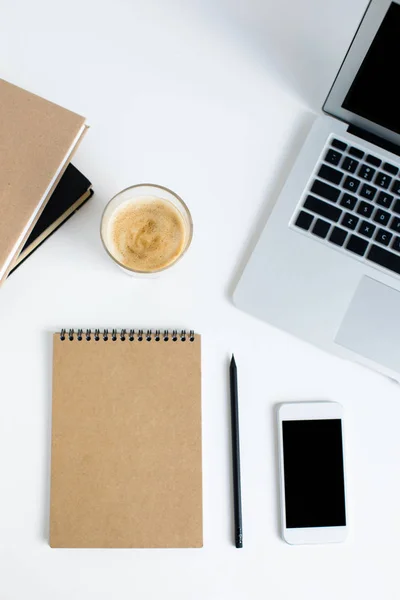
[277,402,347,545]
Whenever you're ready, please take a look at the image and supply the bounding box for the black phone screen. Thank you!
[282,419,346,528]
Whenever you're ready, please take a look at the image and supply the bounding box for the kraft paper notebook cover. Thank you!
[50,329,202,549]
[0,78,87,283]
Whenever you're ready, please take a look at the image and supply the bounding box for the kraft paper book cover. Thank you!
[0,78,87,283]
[50,330,203,549]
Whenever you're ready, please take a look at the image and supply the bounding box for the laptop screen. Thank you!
[342,2,400,135]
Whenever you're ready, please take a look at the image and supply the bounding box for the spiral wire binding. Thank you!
[60,329,196,342]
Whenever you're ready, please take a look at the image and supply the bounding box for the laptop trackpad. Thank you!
[335,276,400,372]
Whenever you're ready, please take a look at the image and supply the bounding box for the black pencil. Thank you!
[230,354,243,548]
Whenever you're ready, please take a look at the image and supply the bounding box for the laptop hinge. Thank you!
[347,125,400,158]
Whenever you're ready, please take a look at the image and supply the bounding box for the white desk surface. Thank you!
[1,0,399,598]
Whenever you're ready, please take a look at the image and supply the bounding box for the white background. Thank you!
[0,0,399,598]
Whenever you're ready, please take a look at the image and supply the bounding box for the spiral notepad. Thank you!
[50,329,202,548]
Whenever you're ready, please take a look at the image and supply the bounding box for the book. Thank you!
[0,78,87,284]
[50,329,203,548]
[10,164,93,274]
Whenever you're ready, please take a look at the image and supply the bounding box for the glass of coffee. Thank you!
[100,184,193,275]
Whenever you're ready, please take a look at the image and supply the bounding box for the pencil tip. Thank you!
[231,354,236,365]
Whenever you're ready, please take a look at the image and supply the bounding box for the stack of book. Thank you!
[0,78,92,282]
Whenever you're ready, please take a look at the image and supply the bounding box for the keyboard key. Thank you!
[383,162,399,175]
[358,164,376,181]
[376,191,393,209]
[360,183,377,200]
[357,201,374,217]
[390,216,400,233]
[375,228,392,246]
[346,234,368,256]
[341,157,359,173]
[343,176,360,192]
[318,164,343,185]
[324,149,342,166]
[329,226,347,247]
[366,154,381,167]
[332,139,347,151]
[358,220,376,238]
[392,236,400,252]
[349,147,364,159]
[393,199,400,214]
[310,179,340,202]
[367,245,400,275]
[341,212,359,230]
[340,193,357,210]
[374,208,390,226]
[312,218,330,239]
[295,211,313,231]
[391,180,400,195]
[303,195,342,222]
[375,172,392,189]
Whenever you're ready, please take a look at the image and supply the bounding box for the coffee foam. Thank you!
[107,196,186,272]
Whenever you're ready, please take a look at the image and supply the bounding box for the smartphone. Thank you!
[277,402,347,545]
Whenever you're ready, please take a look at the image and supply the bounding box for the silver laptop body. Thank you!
[234,0,400,379]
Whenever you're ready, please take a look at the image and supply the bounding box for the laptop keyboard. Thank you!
[292,136,400,277]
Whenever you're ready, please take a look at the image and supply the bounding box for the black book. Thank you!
[10,164,93,275]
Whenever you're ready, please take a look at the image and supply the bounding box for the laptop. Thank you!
[234,0,400,380]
